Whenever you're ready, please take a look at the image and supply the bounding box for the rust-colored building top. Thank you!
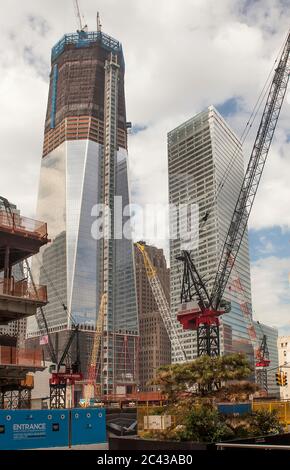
[43,31,127,157]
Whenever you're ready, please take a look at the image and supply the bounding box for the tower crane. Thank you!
[0,197,82,408]
[24,259,82,408]
[73,0,87,32]
[136,242,187,362]
[255,325,270,393]
[228,261,270,394]
[97,12,102,33]
[177,30,290,357]
[81,293,107,407]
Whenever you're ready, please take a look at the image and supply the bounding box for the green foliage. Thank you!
[183,405,233,443]
[139,426,187,442]
[247,409,285,436]
[145,354,284,443]
[140,408,285,443]
[152,353,255,401]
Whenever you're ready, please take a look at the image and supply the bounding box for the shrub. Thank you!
[183,405,233,443]
[247,409,285,436]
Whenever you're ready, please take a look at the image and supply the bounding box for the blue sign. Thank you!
[71,408,106,445]
[0,409,69,450]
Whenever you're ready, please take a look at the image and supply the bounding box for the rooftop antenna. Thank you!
[97,11,102,32]
[73,0,87,32]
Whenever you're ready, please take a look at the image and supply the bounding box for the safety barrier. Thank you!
[0,347,42,367]
[0,408,106,449]
[0,278,47,303]
[71,408,106,445]
[252,401,290,424]
[0,211,47,240]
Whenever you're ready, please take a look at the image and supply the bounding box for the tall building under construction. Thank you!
[27,28,139,396]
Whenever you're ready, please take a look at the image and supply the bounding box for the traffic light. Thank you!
[282,372,288,387]
[276,370,282,386]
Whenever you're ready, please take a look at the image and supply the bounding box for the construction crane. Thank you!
[136,242,187,362]
[0,197,82,407]
[49,324,81,408]
[177,30,290,357]
[97,11,102,33]
[255,326,271,393]
[81,293,107,407]
[23,258,82,408]
[228,262,270,394]
[73,0,87,32]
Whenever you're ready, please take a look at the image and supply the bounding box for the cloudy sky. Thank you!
[0,0,289,334]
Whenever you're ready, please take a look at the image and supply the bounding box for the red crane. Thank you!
[177,30,290,357]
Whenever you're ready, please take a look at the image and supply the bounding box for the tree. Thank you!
[152,353,256,402]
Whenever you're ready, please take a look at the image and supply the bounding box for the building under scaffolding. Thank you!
[26,27,139,397]
[0,201,48,408]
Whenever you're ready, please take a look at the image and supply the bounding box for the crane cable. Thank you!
[199,31,289,233]
[33,254,78,327]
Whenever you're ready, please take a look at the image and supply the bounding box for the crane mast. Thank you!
[136,243,187,362]
[82,294,107,406]
[177,30,290,358]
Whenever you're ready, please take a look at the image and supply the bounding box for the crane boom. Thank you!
[73,0,87,31]
[24,259,58,364]
[210,30,290,310]
[136,243,187,362]
[73,0,83,30]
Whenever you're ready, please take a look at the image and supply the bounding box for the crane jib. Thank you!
[177,30,290,357]
[210,30,290,310]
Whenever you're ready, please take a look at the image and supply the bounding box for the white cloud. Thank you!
[251,256,290,333]
[0,0,290,328]
[0,0,289,221]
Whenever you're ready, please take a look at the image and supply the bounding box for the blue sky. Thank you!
[249,227,290,262]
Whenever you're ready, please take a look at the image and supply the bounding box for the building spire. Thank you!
[97,12,102,32]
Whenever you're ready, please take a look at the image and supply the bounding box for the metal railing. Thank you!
[0,278,47,303]
[216,442,290,450]
[0,211,48,240]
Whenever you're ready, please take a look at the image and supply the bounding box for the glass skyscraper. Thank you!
[27,30,138,395]
[168,106,254,364]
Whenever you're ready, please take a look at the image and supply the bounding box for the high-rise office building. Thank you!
[168,106,254,363]
[134,243,171,391]
[27,28,138,395]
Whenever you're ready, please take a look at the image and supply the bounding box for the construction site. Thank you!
[0,0,290,453]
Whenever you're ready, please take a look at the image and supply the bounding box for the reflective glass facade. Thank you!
[168,106,254,364]
[27,140,138,332]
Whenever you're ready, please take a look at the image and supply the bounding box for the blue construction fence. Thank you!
[0,408,106,450]
[217,403,252,416]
